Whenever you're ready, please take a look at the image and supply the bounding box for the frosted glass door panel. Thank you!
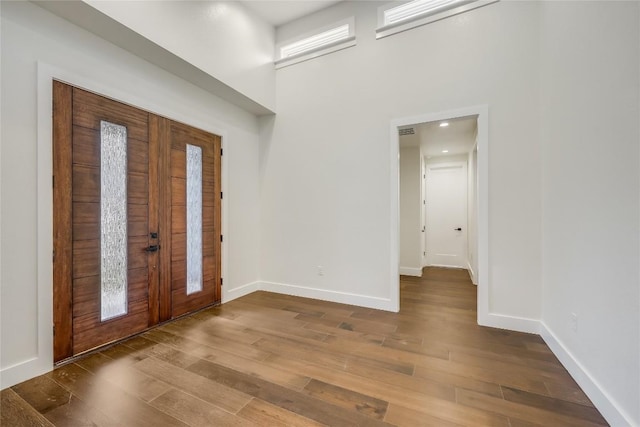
[186,144,203,295]
[100,121,129,321]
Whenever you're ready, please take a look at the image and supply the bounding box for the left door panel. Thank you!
[53,81,157,362]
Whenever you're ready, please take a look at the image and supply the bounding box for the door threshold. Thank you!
[54,301,221,367]
[425,265,467,270]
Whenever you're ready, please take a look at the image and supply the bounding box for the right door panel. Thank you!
[165,120,221,318]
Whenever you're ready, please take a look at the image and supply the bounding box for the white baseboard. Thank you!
[426,263,466,269]
[540,322,635,427]
[258,281,396,312]
[223,281,261,303]
[478,312,541,334]
[476,315,632,426]
[399,266,422,277]
[1,357,51,389]
[466,262,477,285]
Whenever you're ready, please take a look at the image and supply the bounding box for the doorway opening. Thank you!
[400,116,477,276]
[390,106,488,323]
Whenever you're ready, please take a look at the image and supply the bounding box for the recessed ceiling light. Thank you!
[442,150,449,153]
[439,122,449,127]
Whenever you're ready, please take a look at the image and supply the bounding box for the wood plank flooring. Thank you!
[1,267,608,426]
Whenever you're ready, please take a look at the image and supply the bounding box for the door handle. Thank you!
[145,245,160,252]
[454,228,462,231]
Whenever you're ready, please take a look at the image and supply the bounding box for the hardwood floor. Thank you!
[1,267,608,426]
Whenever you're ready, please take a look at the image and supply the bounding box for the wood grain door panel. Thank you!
[69,87,151,357]
[167,121,221,319]
[53,83,153,360]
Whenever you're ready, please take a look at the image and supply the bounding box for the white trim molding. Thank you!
[480,313,540,335]
[427,263,467,269]
[466,262,477,285]
[0,358,44,390]
[540,322,636,427]
[399,267,423,277]
[259,281,396,312]
[223,281,261,303]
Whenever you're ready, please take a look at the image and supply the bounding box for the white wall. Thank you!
[262,0,541,317]
[83,0,276,111]
[539,2,640,425]
[426,154,468,165]
[0,1,261,388]
[399,147,422,276]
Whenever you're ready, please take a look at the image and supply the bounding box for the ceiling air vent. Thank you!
[399,128,415,136]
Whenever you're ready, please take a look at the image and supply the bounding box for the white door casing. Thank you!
[425,161,467,268]
[421,157,427,267]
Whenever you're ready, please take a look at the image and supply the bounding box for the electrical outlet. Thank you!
[317,265,324,276]
[570,313,578,332]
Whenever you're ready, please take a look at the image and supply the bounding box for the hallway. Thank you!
[1,268,607,426]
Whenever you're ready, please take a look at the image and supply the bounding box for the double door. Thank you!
[53,81,221,362]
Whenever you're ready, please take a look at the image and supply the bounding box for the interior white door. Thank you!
[425,162,467,268]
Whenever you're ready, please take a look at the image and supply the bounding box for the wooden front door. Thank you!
[167,120,222,318]
[53,81,221,363]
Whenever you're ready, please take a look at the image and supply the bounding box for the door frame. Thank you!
[421,156,427,268]
[23,62,228,382]
[389,105,488,324]
[424,160,468,269]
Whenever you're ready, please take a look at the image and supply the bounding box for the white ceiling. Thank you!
[240,1,344,27]
[400,116,477,157]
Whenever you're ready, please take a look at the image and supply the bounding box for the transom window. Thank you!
[275,17,356,68]
[377,0,498,39]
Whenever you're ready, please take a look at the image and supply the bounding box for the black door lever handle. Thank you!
[454,228,462,231]
[145,245,160,252]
